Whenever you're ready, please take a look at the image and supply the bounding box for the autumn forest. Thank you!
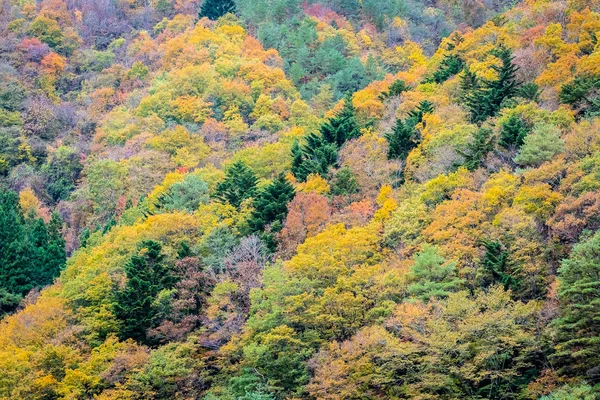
[1,0,600,398]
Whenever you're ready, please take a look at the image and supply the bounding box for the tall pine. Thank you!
[114,240,176,344]
[199,0,236,20]
[320,94,360,147]
[551,232,600,379]
[465,45,520,124]
[0,190,66,313]
[215,161,258,208]
[249,174,296,233]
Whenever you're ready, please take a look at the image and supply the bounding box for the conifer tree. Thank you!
[385,118,416,160]
[0,190,66,313]
[291,133,339,182]
[425,54,465,84]
[249,174,296,233]
[477,240,518,291]
[551,231,600,378]
[199,0,236,20]
[385,100,434,160]
[115,240,176,344]
[465,45,520,124]
[499,114,529,149]
[407,244,464,301]
[320,94,360,147]
[215,161,258,208]
[460,127,495,171]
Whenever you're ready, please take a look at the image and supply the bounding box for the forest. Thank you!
[0,0,600,398]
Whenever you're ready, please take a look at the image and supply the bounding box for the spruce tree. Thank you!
[385,118,416,160]
[215,161,258,208]
[425,54,465,84]
[499,114,529,149]
[465,45,520,124]
[0,190,66,313]
[407,244,464,302]
[551,231,600,378]
[320,94,360,147]
[291,133,338,182]
[199,0,236,20]
[384,100,434,160]
[249,174,296,233]
[114,240,176,344]
[460,127,495,171]
[477,240,517,291]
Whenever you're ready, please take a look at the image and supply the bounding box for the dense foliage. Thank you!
[1,0,600,399]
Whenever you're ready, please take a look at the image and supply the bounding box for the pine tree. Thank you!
[499,114,529,149]
[425,54,465,84]
[477,240,518,291]
[331,166,359,197]
[384,118,416,160]
[199,0,236,20]
[0,190,66,313]
[249,174,296,233]
[114,240,176,344]
[460,127,495,171]
[291,133,338,182]
[215,161,258,208]
[465,45,520,124]
[550,231,600,378]
[320,94,361,147]
[407,244,464,301]
[384,100,434,160]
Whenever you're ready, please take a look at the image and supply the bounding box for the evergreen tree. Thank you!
[460,127,495,171]
[477,240,518,291]
[465,45,520,124]
[385,100,434,160]
[199,0,236,20]
[0,190,66,314]
[331,166,359,197]
[291,133,338,182]
[320,94,360,147]
[215,161,258,208]
[379,79,410,100]
[499,114,529,149]
[114,240,176,344]
[559,75,600,118]
[249,174,296,233]
[551,231,600,378]
[425,54,465,84]
[385,118,416,160]
[407,244,464,301]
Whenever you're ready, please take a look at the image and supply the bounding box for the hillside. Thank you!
[1,0,600,399]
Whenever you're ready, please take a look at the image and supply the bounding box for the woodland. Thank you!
[1,0,600,398]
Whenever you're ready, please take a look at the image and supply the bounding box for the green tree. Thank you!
[249,174,296,233]
[477,240,518,291]
[384,100,434,160]
[290,133,338,182]
[114,240,176,344]
[320,95,360,147]
[425,54,465,84]
[460,127,495,171]
[550,231,600,378]
[0,190,66,314]
[499,114,529,149]
[331,166,359,196]
[464,45,520,123]
[559,75,600,118]
[215,161,259,208]
[514,123,564,167]
[199,0,236,20]
[407,244,464,301]
[156,174,210,213]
